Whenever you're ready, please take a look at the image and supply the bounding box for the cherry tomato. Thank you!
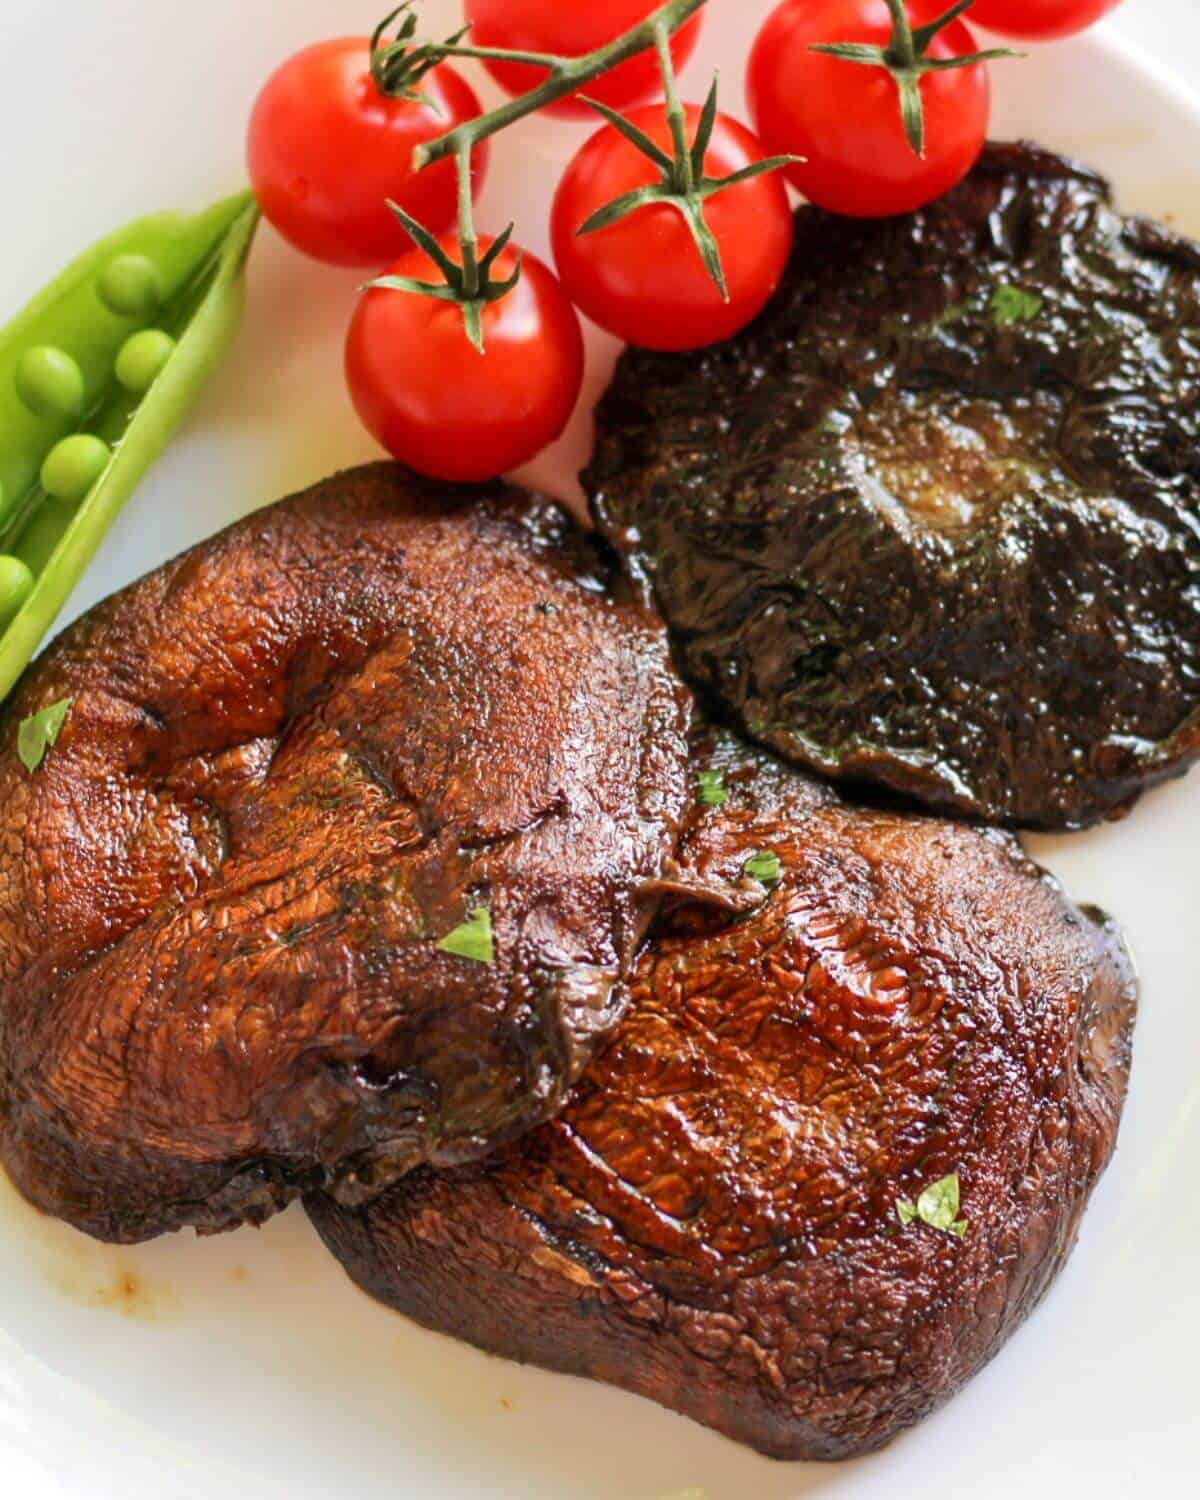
[552,104,793,352]
[747,0,990,218]
[346,237,584,483]
[462,1,704,121]
[966,0,1123,40]
[248,37,488,268]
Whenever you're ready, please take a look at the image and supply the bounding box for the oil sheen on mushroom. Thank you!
[0,464,694,1243]
[309,732,1137,1461]
[585,143,1200,830]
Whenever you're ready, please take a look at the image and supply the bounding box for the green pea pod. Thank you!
[0,191,259,702]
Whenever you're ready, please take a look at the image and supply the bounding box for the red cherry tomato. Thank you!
[462,1,703,121]
[346,237,584,483]
[551,104,793,352]
[248,37,488,268]
[747,0,990,218]
[966,0,1123,40]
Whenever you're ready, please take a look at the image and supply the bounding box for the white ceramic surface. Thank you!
[1,3,1197,1496]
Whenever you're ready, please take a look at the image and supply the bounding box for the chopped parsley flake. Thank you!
[17,697,74,773]
[991,285,1042,327]
[743,850,781,888]
[697,770,728,807]
[897,1172,969,1238]
[437,907,495,964]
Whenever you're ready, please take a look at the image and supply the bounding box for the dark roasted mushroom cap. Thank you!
[585,142,1200,830]
[0,464,694,1243]
[309,732,1137,1462]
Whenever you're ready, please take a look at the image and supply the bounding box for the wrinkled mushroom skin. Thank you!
[310,735,1137,1462]
[0,464,694,1243]
[586,142,1200,830]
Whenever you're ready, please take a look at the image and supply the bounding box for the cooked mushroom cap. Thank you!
[0,464,694,1243]
[586,143,1200,829]
[310,733,1136,1461]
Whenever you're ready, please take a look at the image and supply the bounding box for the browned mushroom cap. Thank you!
[0,464,694,1244]
[309,732,1137,1462]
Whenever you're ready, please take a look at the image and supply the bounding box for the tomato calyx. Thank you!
[368,204,521,354]
[810,0,1018,156]
[577,36,798,300]
[369,2,468,106]
[359,1,733,348]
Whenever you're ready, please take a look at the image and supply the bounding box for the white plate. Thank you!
[1,3,1198,1497]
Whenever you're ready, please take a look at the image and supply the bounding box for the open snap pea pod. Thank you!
[0,191,259,701]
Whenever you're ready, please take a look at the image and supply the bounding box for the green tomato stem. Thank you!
[456,141,480,301]
[427,42,565,71]
[654,20,695,195]
[371,0,708,350]
[411,0,709,172]
[883,0,919,67]
[376,0,781,339]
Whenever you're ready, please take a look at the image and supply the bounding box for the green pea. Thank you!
[115,329,177,395]
[41,434,111,503]
[0,555,35,629]
[16,499,76,580]
[97,254,163,320]
[15,346,85,420]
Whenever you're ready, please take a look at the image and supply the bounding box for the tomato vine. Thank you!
[366,0,797,349]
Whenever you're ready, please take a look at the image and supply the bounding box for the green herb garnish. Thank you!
[17,696,73,773]
[437,907,495,964]
[896,1172,969,1238]
[991,285,1042,327]
[937,300,970,328]
[697,770,728,807]
[743,850,781,888]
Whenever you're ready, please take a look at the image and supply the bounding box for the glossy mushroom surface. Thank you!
[0,464,694,1242]
[586,142,1200,829]
[311,733,1137,1460]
